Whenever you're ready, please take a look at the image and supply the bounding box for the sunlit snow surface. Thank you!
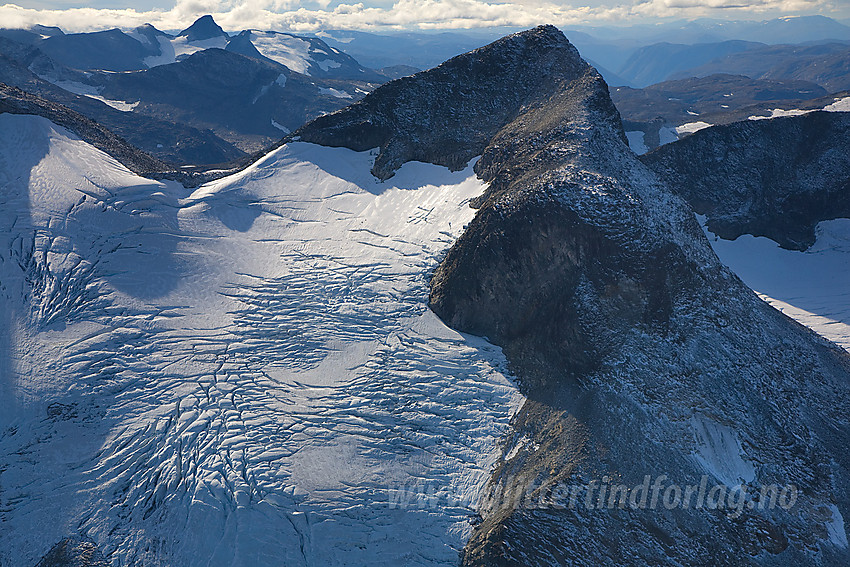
[246,31,315,74]
[700,215,850,352]
[0,114,524,566]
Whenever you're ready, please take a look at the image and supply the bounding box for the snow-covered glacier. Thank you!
[0,113,524,566]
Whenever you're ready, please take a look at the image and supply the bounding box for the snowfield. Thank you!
[0,114,524,566]
[700,215,850,352]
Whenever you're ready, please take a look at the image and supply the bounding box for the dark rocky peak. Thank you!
[405,27,850,566]
[642,110,850,250]
[177,15,228,42]
[295,25,613,180]
[224,30,272,63]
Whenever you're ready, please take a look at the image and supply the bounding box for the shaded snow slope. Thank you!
[702,216,850,352]
[0,113,523,566]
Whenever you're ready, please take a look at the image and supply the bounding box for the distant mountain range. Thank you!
[0,15,389,165]
[672,43,850,92]
[570,15,850,45]
[2,14,849,167]
[614,73,849,153]
[311,29,497,71]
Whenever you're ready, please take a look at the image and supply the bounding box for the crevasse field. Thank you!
[0,114,524,566]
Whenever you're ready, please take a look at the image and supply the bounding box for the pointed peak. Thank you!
[178,15,228,42]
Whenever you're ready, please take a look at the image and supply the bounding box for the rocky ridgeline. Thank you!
[0,84,260,187]
[0,83,170,177]
[642,111,850,250]
[300,25,850,565]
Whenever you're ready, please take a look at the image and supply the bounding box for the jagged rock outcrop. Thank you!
[35,537,109,567]
[297,24,850,565]
[295,25,594,180]
[641,111,850,250]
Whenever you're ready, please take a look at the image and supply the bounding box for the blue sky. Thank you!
[2,0,849,32]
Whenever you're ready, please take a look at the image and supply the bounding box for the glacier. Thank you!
[0,113,525,566]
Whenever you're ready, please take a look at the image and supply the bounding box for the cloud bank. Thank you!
[0,0,842,33]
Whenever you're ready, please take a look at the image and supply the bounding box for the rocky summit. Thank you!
[295,25,594,180]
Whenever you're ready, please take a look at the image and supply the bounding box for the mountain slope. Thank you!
[613,74,827,123]
[239,30,385,81]
[37,28,156,72]
[315,29,494,71]
[675,43,850,92]
[0,36,246,164]
[0,83,171,177]
[98,48,372,154]
[617,40,764,87]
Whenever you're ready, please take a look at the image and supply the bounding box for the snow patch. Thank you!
[824,96,850,112]
[270,119,289,133]
[248,31,313,75]
[142,35,176,67]
[826,504,849,547]
[316,59,342,72]
[675,121,712,135]
[144,35,227,68]
[625,131,648,155]
[691,415,756,486]
[749,108,810,120]
[48,80,138,112]
[316,31,354,44]
[319,87,352,99]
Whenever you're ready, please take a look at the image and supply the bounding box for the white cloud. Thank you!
[0,0,842,33]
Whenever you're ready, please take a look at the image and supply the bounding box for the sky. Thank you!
[1,0,848,33]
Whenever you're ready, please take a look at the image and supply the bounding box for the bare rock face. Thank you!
[297,24,850,566]
[425,30,850,567]
[295,25,592,180]
[641,111,850,250]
